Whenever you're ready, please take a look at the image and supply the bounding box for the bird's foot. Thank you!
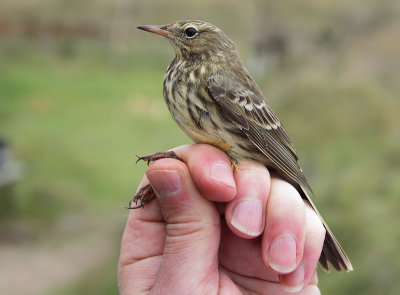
[128,151,183,209]
[136,151,182,165]
[127,184,155,209]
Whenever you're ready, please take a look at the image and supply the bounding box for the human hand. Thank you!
[118,144,324,294]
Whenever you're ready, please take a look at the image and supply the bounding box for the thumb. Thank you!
[146,158,221,293]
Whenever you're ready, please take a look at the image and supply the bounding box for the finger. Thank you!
[219,221,279,282]
[224,268,321,295]
[118,176,165,295]
[262,177,306,274]
[225,160,270,238]
[310,271,318,285]
[173,144,236,202]
[145,158,220,293]
[279,204,325,292]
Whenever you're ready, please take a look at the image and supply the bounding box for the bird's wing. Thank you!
[207,73,312,193]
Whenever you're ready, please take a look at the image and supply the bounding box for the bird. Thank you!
[134,20,353,272]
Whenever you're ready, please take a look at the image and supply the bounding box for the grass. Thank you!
[1,46,187,209]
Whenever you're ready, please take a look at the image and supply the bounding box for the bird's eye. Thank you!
[184,27,198,38]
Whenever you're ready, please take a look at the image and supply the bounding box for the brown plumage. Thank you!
[136,20,353,272]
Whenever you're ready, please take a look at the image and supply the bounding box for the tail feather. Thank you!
[300,186,353,272]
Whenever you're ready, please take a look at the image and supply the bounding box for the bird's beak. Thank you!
[137,25,170,37]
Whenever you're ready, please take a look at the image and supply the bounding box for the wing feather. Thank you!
[207,75,353,271]
[207,73,353,272]
[207,74,312,193]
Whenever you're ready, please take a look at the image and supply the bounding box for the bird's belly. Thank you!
[182,126,231,152]
[179,112,267,165]
[164,73,265,163]
[167,98,235,154]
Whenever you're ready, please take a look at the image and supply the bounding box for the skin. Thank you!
[119,144,325,294]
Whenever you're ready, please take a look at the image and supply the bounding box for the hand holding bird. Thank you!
[120,145,324,294]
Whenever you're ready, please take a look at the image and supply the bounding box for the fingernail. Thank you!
[281,262,305,293]
[269,234,297,273]
[148,170,182,197]
[210,161,235,188]
[231,200,263,236]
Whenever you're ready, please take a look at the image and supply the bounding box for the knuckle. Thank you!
[305,205,325,237]
[238,160,269,175]
[302,285,321,295]
[236,162,270,189]
[271,177,301,202]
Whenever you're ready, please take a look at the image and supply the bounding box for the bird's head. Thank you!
[137,20,238,60]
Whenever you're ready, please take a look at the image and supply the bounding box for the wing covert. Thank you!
[207,74,312,193]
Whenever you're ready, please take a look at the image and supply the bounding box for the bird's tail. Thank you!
[300,185,353,272]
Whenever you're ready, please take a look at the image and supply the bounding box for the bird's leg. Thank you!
[128,151,183,209]
[136,151,182,165]
[231,159,240,171]
[226,153,240,171]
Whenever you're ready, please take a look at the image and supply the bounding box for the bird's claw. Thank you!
[127,184,155,209]
[129,151,182,209]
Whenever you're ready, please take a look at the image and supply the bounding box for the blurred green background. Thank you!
[1,0,399,294]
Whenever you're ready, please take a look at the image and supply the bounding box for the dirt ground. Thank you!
[0,214,124,295]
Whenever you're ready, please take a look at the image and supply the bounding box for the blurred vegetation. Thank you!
[1,0,399,294]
